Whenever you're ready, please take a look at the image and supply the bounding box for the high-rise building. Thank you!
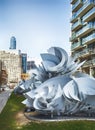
[70,0,95,77]
[27,59,36,71]
[10,36,16,49]
[21,53,27,73]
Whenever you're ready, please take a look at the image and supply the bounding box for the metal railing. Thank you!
[71,19,82,30]
[71,41,81,50]
[76,22,94,37]
[73,48,95,58]
[82,32,95,44]
[70,32,76,41]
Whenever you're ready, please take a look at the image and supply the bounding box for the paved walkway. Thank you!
[0,90,12,113]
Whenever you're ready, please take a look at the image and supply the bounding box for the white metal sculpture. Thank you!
[14,47,95,116]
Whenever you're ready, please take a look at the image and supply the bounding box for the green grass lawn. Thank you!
[0,93,95,130]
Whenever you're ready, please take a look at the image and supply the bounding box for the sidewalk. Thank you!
[0,89,12,113]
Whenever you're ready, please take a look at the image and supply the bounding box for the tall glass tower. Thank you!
[21,53,27,73]
[70,0,95,77]
[10,36,16,49]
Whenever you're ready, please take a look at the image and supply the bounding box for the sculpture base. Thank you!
[24,111,95,122]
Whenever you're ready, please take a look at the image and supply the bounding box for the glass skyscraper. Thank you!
[21,53,27,73]
[10,36,16,49]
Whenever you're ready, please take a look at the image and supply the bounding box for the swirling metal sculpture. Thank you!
[14,47,95,116]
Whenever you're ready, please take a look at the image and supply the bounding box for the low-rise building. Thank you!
[0,60,8,91]
[0,50,22,87]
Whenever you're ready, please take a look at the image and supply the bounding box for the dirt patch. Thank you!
[15,111,31,126]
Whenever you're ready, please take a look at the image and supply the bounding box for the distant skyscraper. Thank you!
[21,53,27,73]
[10,36,16,49]
[27,60,36,71]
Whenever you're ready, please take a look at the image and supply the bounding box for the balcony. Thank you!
[83,58,95,67]
[70,32,77,42]
[82,33,95,45]
[70,13,78,23]
[83,60,91,67]
[71,18,83,31]
[76,23,95,38]
[71,41,82,50]
[77,0,95,17]
[71,0,77,4]
[74,48,95,58]
[92,58,95,65]
[72,0,83,12]
[70,0,95,23]
[83,7,95,22]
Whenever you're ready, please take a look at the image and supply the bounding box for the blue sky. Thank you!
[0,0,71,59]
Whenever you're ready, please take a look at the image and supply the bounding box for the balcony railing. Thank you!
[71,41,82,50]
[82,32,95,45]
[72,0,83,12]
[70,32,77,42]
[70,12,78,23]
[76,22,95,37]
[71,19,83,31]
[83,7,95,22]
[83,58,95,67]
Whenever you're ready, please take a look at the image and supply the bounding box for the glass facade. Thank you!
[10,36,16,49]
[21,53,27,73]
[27,61,36,70]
